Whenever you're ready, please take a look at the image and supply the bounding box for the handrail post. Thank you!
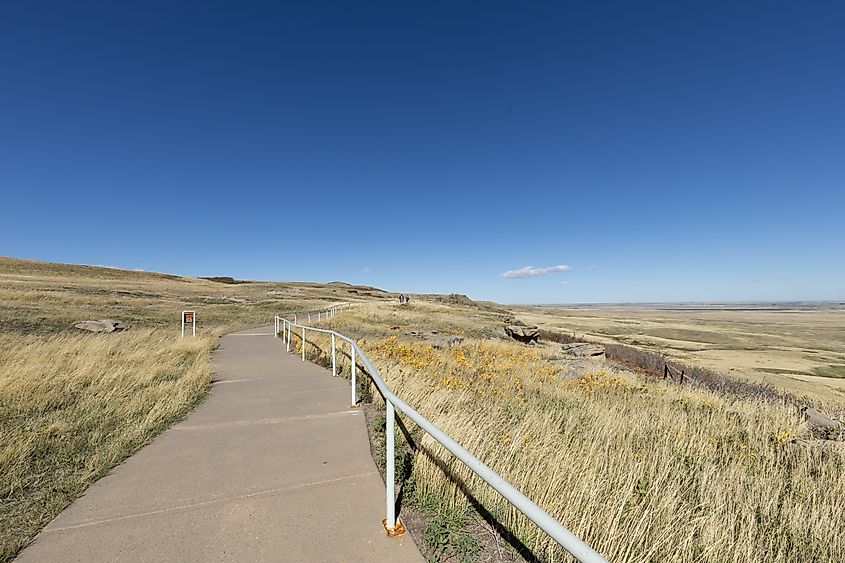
[331,334,337,376]
[351,345,357,405]
[385,400,397,531]
[301,327,306,361]
[308,312,311,323]
[286,321,291,352]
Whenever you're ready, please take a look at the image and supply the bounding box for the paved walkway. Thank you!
[18,326,422,562]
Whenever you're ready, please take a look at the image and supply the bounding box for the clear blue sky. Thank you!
[2,1,843,304]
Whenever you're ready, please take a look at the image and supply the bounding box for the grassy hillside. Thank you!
[0,257,389,561]
[301,302,844,562]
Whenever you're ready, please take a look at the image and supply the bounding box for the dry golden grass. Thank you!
[0,256,386,561]
[0,329,215,560]
[0,256,381,334]
[306,303,845,562]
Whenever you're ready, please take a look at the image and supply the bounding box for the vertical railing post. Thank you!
[385,401,396,531]
[308,312,311,323]
[286,321,291,352]
[301,327,306,361]
[351,345,357,406]
[331,334,337,376]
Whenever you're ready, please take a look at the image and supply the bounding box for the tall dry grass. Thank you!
[307,306,845,562]
[0,329,216,560]
[0,256,376,560]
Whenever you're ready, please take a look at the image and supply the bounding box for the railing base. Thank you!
[382,518,406,537]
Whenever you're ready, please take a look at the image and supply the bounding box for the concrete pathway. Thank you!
[17,326,422,562]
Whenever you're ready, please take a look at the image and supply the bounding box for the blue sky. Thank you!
[1,1,843,304]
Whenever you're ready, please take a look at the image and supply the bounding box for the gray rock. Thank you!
[804,408,843,440]
[504,325,539,344]
[73,319,128,333]
[561,342,605,357]
[787,439,845,456]
[429,336,464,349]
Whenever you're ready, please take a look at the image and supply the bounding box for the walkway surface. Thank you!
[17,326,422,562]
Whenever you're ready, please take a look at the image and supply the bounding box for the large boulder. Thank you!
[561,342,605,357]
[804,408,843,440]
[504,325,539,344]
[73,319,128,333]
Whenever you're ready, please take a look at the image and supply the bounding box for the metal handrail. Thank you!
[274,311,607,563]
[274,303,347,335]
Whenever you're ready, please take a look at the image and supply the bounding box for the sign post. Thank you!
[182,310,196,338]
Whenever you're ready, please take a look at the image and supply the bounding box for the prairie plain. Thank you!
[513,304,845,407]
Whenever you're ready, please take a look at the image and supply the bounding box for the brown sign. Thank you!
[184,312,194,324]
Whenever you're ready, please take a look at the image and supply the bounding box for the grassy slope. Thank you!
[305,302,844,562]
[0,257,390,561]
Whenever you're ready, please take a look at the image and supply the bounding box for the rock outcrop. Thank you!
[561,342,605,357]
[504,325,539,344]
[804,408,843,440]
[73,319,128,333]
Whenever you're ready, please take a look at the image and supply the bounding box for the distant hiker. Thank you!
[399,294,405,303]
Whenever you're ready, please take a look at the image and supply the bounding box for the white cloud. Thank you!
[501,264,572,278]
[360,266,370,273]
